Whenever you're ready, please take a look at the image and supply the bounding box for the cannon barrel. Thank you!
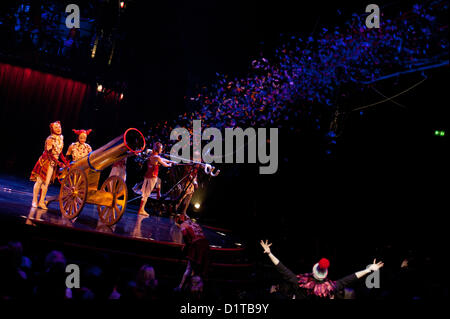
[70,128,146,172]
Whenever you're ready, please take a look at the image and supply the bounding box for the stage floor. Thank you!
[0,174,244,250]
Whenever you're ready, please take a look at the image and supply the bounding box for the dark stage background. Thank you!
[0,0,448,278]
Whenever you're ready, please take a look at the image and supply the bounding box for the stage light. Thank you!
[434,130,445,137]
[97,84,103,92]
[194,202,200,209]
[120,93,124,100]
[120,1,125,8]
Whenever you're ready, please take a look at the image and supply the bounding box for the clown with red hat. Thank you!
[30,121,70,209]
[260,240,384,299]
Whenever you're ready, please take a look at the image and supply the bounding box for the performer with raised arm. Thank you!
[138,142,174,216]
[30,121,69,209]
[66,129,93,162]
[259,240,384,299]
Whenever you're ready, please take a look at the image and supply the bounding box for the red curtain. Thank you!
[0,63,88,128]
[0,62,90,174]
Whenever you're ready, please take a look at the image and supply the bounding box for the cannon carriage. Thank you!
[58,128,146,226]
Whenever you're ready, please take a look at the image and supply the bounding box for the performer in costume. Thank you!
[152,177,161,200]
[138,142,173,216]
[45,129,92,207]
[109,157,127,182]
[66,129,92,161]
[259,240,384,299]
[174,214,210,291]
[30,121,69,209]
[176,164,199,216]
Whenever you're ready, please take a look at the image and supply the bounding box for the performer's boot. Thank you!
[44,195,58,206]
[138,199,149,217]
[32,181,41,208]
[38,185,49,210]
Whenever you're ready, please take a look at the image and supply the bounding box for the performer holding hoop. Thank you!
[30,121,69,209]
[138,142,174,216]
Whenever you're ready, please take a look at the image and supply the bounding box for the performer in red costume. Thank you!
[174,214,210,291]
[66,129,92,161]
[30,121,69,209]
[138,142,173,216]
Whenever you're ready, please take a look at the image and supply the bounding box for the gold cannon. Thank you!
[59,128,146,225]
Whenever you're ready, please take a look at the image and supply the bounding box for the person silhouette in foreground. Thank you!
[260,240,384,299]
[175,214,210,292]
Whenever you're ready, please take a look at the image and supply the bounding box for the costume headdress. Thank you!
[296,258,336,298]
[49,121,61,134]
[72,129,92,136]
[313,258,330,280]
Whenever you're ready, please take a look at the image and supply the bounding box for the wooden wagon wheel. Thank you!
[97,176,128,226]
[59,168,88,219]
